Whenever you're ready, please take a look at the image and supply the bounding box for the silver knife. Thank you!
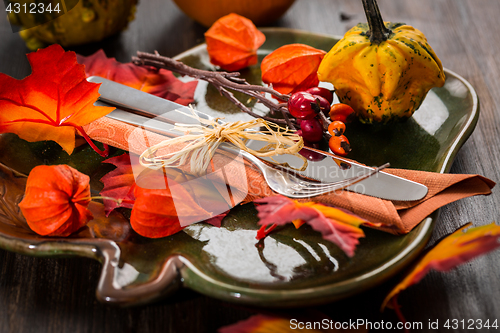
[88,76,428,201]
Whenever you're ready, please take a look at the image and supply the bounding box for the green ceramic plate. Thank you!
[0,28,479,307]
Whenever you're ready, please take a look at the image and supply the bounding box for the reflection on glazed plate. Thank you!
[0,28,479,307]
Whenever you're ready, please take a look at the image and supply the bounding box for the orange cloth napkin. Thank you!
[84,118,495,235]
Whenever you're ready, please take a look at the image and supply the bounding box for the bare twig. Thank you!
[317,111,332,131]
[132,51,297,130]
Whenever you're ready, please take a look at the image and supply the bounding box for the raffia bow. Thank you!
[139,111,307,176]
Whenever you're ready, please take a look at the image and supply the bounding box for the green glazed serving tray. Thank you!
[0,28,479,307]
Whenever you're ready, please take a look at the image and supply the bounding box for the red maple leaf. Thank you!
[254,195,367,257]
[100,153,137,216]
[204,211,229,228]
[77,50,198,106]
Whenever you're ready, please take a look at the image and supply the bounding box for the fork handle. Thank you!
[218,144,268,170]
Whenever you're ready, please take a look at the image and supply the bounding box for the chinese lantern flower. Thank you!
[261,43,326,96]
[205,13,266,71]
[19,165,93,237]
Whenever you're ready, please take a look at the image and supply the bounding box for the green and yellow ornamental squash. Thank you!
[318,0,445,123]
[11,0,137,50]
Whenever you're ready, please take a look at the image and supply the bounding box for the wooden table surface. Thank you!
[1,0,499,332]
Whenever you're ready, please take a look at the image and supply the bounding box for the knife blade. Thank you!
[88,76,428,201]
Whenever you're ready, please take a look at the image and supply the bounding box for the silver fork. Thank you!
[227,146,389,198]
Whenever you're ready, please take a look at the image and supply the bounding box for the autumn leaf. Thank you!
[261,43,326,96]
[256,223,278,240]
[100,153,137,216]
[205,211,229,228]
[218,313,368,332]
[0,44,114,155]
[254,195,368,257]
[219,314,321,333]
[19,165,93,237]
[382,222,500,311]
[205,13,266,71]
[76,50,198,105]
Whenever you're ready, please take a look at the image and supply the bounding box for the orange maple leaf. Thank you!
[0,44,114,155]
[382,222,500,311]
[100,153,137,216]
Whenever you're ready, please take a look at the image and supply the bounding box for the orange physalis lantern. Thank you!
[205,13,266,71]
[261,43,326,96]
[130,172,213,238]
[19,165,93,237]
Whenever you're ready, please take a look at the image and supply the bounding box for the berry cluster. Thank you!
[287,88,354,156]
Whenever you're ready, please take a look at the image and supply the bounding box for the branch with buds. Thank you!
[132,51,298,130]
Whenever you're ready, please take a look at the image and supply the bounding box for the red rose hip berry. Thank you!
[328,121,346,136]
[288,92,320,120]
[305,87,334,105]
[329,135,351,156]
[314,95,331,115]
[300,118,323,143]
[329,103,355,123]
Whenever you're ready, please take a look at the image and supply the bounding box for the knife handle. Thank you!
[88,76,210,125]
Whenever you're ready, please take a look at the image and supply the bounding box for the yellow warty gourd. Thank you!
[318,0,445,123]
[12,0,137,49]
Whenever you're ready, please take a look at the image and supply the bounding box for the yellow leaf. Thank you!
[382,222,500,311]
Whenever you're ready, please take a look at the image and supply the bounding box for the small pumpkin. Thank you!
[317,0,445,124]
[13,0,138,49]
[172,0,296,27]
